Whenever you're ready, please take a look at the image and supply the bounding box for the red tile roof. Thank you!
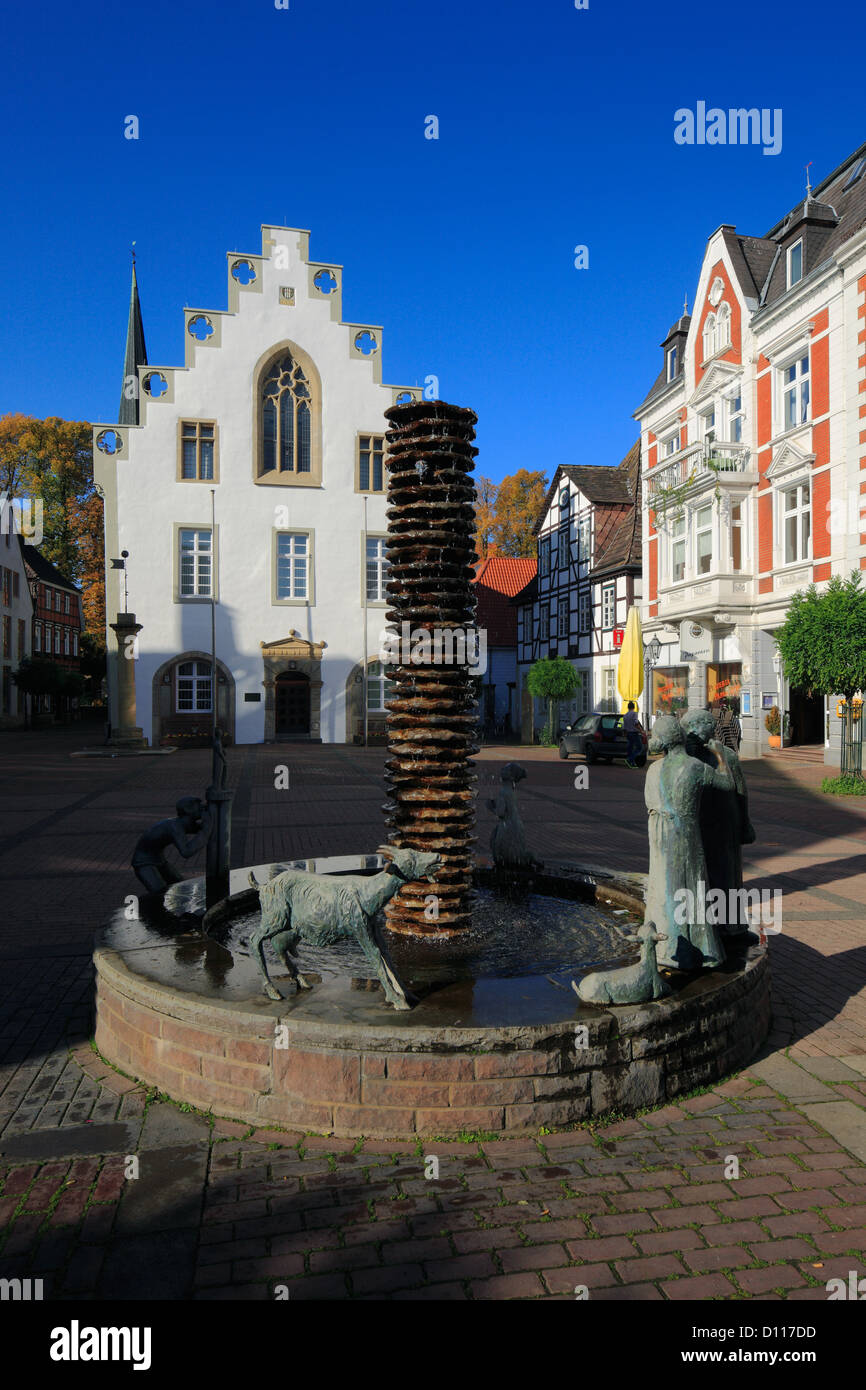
[473,555,537,646]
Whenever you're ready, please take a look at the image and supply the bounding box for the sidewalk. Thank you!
[1,729,865,1299]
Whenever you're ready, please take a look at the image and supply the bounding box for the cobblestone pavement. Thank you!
[1,727,866,1300]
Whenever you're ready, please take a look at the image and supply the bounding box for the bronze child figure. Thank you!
[131,797,214,895]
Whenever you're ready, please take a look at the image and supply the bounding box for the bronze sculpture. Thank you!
[131,797,214,895]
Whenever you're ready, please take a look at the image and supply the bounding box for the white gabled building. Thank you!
[94,227,425,747]
[0,532,34,727]
[515,444,642,739]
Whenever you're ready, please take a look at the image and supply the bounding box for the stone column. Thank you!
[109,613,147,748]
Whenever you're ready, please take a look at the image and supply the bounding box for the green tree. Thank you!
[526,656,578,743]
[775,571,866,777]
[12,657,85,724]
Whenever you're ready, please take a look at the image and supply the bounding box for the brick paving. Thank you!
[1,726,866,1300]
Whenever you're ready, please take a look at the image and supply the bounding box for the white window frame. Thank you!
[778,480,812,566]
[274,529,313,604]
[539,536,550,578]
[787,238,803,289]
[729,497,746,573]
[702,313,716,362]
[667,345,678,380]
[34,621,42,653]
[578,589,591,634]
[366,659,395,713]
[726,388,744,443]
[557,596,569,638]
[176,526,214,601]
[716,302,731,349]
[577,516,591,565]
[600,666,616,712]
[778,352,810,434]
[364,534,388,604]
[661,427,680,458]
[575,668,590,714]
[695,504,713,576]
[176,659,212,714]
[671,513,686,584]
[601,583,615,630]
[700,405,716,445]
[557,526,569,569]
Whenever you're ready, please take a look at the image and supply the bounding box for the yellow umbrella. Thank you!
[617,605,644,713]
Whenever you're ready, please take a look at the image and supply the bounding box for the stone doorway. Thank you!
[261,635,326,743]
[275,672,310,738]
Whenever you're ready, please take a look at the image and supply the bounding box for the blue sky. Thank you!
[0,0,860,485]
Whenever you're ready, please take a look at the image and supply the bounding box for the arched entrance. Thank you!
[151,652,235,747]
[261,634,326,742]
[275,672,310,738]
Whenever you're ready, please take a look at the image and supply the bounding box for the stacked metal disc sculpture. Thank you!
[382,399,480,936]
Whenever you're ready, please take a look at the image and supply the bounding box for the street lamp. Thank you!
[644,635,662,728]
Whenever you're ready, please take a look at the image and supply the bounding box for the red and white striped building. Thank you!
[635,141,866,760]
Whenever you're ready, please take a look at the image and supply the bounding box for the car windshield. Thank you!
[600,716,623,731]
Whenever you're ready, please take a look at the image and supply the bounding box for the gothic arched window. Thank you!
[703,313,716,362]
[261,353,313,475]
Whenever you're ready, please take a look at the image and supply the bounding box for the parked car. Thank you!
[558,712,648,767]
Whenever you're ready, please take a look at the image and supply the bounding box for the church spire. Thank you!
[118,250,147,425]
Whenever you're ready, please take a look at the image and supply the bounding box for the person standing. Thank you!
[717,700,742,752]
[623,700,643,767]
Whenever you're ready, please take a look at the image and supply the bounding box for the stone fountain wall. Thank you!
[381,400,480,936]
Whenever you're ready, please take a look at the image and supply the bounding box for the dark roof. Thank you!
[662,314,691,343]
[473,556,537,645]
[591,442,642,579]
[535,462,633,534]
[22,545,80,593]
[637,141,866,411]
[119,262,147,426]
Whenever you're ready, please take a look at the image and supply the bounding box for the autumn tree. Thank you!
[0,414,102,638]
[474,476,498,560]
[490,469,548,557]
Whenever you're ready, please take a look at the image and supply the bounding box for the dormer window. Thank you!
[787,239,803,289]
[667,346,678,381]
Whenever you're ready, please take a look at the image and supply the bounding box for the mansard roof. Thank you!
[636,140,866,414]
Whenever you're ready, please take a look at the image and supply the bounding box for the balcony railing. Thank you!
[646,441,751,500]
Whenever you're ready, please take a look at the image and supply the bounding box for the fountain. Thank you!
[93,400,771,1138]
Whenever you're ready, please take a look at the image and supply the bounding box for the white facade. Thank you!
[0,532,33,726]
[638,192,866,760]
[94,226,424,746]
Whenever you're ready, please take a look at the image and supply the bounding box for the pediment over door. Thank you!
[261,636,327,661]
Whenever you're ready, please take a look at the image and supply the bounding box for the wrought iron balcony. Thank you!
[646,441,752,500]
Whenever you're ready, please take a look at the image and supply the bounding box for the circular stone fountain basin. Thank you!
[94,855,771,1138]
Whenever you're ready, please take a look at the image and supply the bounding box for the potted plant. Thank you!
[765,704,782,748]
